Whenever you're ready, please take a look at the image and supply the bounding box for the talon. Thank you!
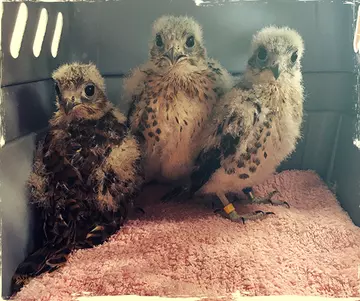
[217,209,274,223]
[268,190,279,198]
[250,189,289,208]
[87,233,103,239]
[269,199,290,208]
[215,208,245,223]
[90,225,105,233]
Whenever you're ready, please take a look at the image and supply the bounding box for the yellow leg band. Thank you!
[223,203,235,214]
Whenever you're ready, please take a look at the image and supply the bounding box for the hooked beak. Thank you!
[270,65,280,80]
[163,47,187,64]
[64,99,81,114]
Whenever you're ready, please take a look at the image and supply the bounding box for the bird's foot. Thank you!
[160,186,190,203]
[251,190,290,208]
[11,275,33,295]
[214,203,275,223]
[45,247,72,271]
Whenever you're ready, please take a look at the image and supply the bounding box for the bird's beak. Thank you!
[164,47,175,63]
[163,47,187,64]
[270,65,280,80]
[64,99,81,114]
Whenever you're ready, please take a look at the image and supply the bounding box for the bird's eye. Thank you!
[291,51,298,63]
[54,82,61,96]
[257,47,268,61]
[155,34,163,47]
[85,84,95,97]
[186,36,195,48]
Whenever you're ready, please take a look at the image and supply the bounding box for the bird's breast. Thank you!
[134,73,218,181]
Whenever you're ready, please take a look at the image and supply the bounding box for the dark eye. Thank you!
[186,36,195,48]
[85,84,95,97]
[54,82,61,96]
[291,51,298,63]
[155,34,163,47]
[257,47,268,61]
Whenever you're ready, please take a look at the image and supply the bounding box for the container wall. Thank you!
[1,2,71,296]
[1,0,358,297]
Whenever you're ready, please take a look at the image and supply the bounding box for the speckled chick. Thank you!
[162,26,305,223]
[11,63,144,294]
[124,15,233,184]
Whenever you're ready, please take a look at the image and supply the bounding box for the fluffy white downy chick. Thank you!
[162,26,305,223]
[124,15,233,184]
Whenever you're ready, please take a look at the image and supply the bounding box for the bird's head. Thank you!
[52,63,110,121]
[246,26,304,82]
[149,15,207,70]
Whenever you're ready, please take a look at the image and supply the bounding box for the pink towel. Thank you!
[11,170,360,301]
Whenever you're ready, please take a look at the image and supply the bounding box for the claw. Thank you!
[251,190,290,208]
[214,208,275,223]
[268,199,290,208]
[86,226,106,241]
[11,274,33,295]
[268,190,279,198]
[90,225,105,233]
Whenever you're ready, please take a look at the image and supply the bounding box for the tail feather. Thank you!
[11,244,73,295]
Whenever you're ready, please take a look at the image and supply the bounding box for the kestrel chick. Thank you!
[11,63,143,294]
[124,15,233,184]
[162,26,305,223]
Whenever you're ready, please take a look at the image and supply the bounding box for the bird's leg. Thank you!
[214,192,274,223]
[244,188,290,208]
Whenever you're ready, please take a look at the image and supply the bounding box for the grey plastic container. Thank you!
[1,0,359,297]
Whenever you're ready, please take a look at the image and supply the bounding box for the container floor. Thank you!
[11,170,360,300]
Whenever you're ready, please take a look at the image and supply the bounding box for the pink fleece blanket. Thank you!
[11,170,360,301]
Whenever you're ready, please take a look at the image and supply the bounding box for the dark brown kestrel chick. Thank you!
[11,62,144,294]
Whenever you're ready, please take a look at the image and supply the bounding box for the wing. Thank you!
[89,109,144,212]
[189,89,262,194]
[188,147,221,195]
[188,129,240,195]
